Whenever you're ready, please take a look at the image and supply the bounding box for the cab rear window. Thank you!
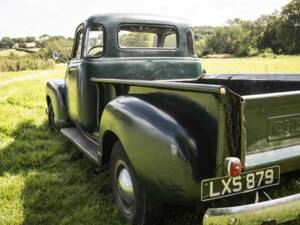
[118,24,178,49]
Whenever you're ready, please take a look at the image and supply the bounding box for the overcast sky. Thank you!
[0,0,290,38]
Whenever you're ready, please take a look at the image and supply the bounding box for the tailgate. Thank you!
[242,90,300,172]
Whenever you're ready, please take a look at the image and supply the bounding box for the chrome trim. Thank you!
[203,193,300,225]
[243,89,300,100]
[91,77,224,94]
[117,168,134,204]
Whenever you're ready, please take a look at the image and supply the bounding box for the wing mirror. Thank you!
[52,51,60,61]
[52,51,69,63]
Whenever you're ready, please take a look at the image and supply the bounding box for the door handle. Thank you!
[68,67,77,72]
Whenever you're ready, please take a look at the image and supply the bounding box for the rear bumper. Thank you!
[203,193,300,225]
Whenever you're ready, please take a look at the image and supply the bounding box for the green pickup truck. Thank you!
[46,13,300,225]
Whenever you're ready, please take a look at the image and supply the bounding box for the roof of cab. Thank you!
[85,13,190,28]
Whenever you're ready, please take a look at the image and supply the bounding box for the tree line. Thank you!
[194,0,300,57]
[1,0,299,59]
[0,35,73,71]
[0,35,73,62]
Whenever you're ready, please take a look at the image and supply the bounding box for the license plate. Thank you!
[201,166,280,201]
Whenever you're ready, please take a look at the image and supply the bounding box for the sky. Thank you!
[0,0,291,38]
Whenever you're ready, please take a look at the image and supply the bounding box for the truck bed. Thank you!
[193,74,300,173]
[92,74,300,175]
[196,74,300,95]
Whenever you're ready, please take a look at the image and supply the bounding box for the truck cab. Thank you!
[62,14,201,133]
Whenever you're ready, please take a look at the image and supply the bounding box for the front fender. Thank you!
[46,79,70,127]
[99,93,218,204]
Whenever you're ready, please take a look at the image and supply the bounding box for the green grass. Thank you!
[1,58,300,225]
[0,64,65,83]
[0,65,123,225]
[202,55,300,74]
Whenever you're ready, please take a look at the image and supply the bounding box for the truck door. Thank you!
[65,25,84,123]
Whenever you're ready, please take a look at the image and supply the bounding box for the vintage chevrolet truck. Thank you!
[46,13,300,225]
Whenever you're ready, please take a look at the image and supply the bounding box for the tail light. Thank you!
[225,157,242,177]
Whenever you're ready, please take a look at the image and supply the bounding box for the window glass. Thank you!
[85,25,104,57]
[74,32,83,59]
[187,29,197,57]
[163,33,177,48]
[118,25,177,49]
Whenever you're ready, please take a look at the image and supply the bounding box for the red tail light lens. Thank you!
[225,157,242,177]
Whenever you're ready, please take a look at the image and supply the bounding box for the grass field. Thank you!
[0,49,29,57]
[1,57,300,225]
[202,55,300,74]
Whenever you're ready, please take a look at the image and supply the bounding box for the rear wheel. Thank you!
[47,102,59,132]
[109,141,162,225]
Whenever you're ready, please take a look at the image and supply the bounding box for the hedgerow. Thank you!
[0,53,55,72]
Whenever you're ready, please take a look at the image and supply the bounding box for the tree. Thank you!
[193,26,217,41]
[255,12,284,54]
[254,0,300,54]
[204,20,257,56]
[25,36,36,42]
[39,34,50,41]
[193,0,300,56]
[0,37,15,49]
[12,37,26,43]
[278,0,300,54]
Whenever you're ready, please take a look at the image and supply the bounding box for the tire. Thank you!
[110,141,163,225]
[47,101,59,132]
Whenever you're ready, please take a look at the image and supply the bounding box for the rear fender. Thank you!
[99,94,218,204]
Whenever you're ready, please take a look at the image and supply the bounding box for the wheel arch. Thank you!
[46,95,51,106]
[46,79,70,127]
[99,94,218,205]
[101,130,120,165]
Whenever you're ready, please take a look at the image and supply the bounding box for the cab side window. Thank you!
[73,31,83,60]
[85,25,104,57]
[187,29,197,57]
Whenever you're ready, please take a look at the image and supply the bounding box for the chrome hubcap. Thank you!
[117,168,134,205]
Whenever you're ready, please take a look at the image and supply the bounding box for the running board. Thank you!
[61,127,99,163]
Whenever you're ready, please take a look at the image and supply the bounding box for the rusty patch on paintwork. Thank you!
[267,114,300,141]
